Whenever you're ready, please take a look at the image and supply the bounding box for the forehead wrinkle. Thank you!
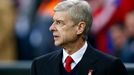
[53,11,70,22]
[53,14,64,22]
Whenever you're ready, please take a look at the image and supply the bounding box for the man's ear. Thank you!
[76,21,86,35]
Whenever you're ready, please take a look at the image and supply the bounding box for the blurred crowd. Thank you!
[0,0,134,63]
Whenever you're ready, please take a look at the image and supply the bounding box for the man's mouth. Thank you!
[53,35,59,40]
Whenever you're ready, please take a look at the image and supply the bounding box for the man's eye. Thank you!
[53,20,64,26]
[56,21,60,24]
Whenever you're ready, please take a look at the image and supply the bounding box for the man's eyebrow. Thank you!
[53,19,64,22]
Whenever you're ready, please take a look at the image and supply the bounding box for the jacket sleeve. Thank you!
[31,60,37,75]
[108,59,128,75]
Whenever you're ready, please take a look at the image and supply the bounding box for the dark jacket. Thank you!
[31,44,128,75]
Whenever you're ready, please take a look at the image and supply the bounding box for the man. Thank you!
[121,10,134,62]
[31,0,128,75]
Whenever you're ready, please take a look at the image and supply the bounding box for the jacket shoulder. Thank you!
[91,48,127,73]
[33,49,62,64]
[93,48,117,62]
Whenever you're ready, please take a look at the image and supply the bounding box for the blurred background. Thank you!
[0,0,134,75]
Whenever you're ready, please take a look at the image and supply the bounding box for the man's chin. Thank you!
[54,42,61,46]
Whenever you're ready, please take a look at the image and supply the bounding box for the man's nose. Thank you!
[49,23,56,31]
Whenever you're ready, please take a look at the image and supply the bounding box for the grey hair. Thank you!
[54,0,92,40]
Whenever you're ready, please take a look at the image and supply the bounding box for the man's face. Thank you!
[49,11,78,47]
[125,13,134,37]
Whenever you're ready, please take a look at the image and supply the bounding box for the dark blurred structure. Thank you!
[0,62,134,75]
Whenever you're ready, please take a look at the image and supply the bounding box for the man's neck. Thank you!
[63,39,86,55]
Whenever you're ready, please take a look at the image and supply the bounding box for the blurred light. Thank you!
[29,30,43,47]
